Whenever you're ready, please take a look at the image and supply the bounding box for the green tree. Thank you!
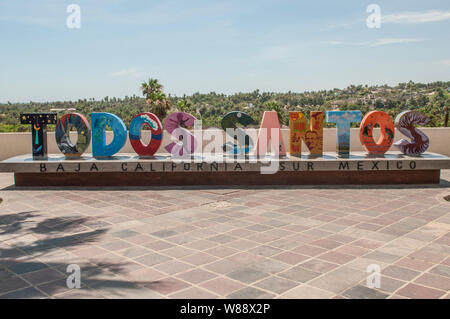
[265,100,286,126]
[140,78,171,120]
[177,99,193,113]
[434,88,449,127]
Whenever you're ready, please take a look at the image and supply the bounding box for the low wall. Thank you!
[1,128,449,160]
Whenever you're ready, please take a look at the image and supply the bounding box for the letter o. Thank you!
[55,113,91,157]
[129,112,163,156]
[359,111,395,155]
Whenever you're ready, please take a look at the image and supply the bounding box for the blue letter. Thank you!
[326,111,362,156]
[91,113,127,157]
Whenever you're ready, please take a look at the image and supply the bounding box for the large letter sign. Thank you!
[16,109,436,162]
[55,113,91,157]
[91,113,127,157]
[164,112,198,157]
[359,111,395,155]
[129,112,163,156]
[289,111,323,156]
[256,111,286,156]
[326,111,362,156]
[20,113,57,159]
[393,111,430,155]
[221,111,255,154]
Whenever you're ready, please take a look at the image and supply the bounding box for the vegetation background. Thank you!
[0,80,448,132]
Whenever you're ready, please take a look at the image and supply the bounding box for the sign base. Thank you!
[13,170,441,187]
[1,152,448,187]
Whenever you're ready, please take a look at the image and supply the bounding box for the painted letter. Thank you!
[56,113,91,157]
[393,111,430,155]
[91,113,127,157]
[20,113,57,160]
[289,111,323,156]
[221,111,255,155]
[326,111,362,156]
[164,112,198,157]
[129,112,163,156]
[256,111,286,156]
[359,111,395,155]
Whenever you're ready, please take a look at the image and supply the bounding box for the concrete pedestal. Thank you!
[1,152,449,186]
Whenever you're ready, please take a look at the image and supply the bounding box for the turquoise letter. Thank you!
[91,113,127,157]
[326,111,361,156]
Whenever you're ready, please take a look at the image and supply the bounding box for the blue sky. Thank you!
[0,0,449,102]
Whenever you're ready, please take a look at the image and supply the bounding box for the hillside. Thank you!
[0,81,449,132]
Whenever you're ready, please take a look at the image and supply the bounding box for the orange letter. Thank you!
[359,111,395,155]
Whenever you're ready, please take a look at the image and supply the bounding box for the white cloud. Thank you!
[383,10,450,24]
[109,67,144,78]
[329,38,423,47]
[370,38,422,47]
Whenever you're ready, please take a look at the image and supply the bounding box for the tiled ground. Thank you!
[0,171,449,299]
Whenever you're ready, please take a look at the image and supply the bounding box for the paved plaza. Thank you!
[0,171,449,299]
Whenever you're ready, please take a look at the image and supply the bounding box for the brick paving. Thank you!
[0,171,449,299]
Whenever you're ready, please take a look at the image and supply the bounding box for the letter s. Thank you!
[393,111,430,155]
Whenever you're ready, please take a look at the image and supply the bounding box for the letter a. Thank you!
[256,111,286,156]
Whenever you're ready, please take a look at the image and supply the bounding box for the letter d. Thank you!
[91,113,127,157]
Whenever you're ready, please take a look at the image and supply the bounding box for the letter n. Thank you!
[289,111,323,156]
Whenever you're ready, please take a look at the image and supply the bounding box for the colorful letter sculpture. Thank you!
[393,111,430,156]
[129,112,163,156]
[256,111,286,156]
[91,113,127,157]
[20,113,57,159]
[55,113,91,157]
[359,111,395,155]
[164,112,198,157]
[289,111,323,156]
[326,111,362,156]
[17,109,435,160]
[221,111,255,154]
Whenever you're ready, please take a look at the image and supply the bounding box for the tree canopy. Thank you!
[0,80,448,132]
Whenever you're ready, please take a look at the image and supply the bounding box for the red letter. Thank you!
[359,111,395,155]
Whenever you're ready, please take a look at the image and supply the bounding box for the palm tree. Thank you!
[177,99,193,113]
[140,78,171,120]
[140,78,162,97]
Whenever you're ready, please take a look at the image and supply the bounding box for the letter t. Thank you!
[20,113,57,159]
[326,111,361,157]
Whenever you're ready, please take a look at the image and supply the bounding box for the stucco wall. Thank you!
[1,128,449,160]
